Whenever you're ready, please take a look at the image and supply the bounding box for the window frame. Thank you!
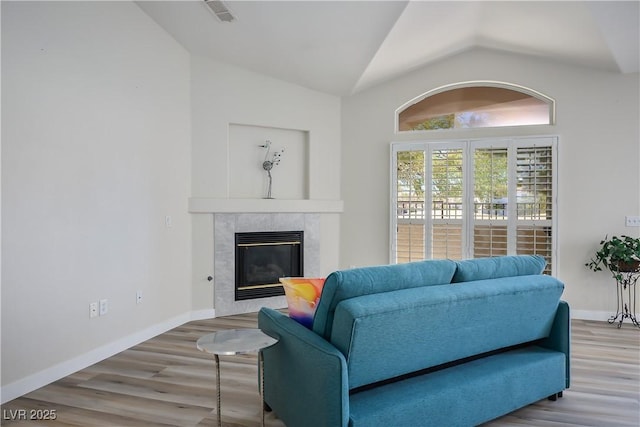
[395,81,556,134]
[390,136,558,275]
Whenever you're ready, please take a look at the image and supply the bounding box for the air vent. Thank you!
[205,0,236,23]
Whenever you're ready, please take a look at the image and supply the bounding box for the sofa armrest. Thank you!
[258,308,349,427]
[537,300,571,388]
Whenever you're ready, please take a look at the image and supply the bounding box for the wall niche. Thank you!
[229,123,309,200]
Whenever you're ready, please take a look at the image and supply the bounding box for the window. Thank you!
[391,137,557,274]
[396,149,426,262]
[397,82,555,132]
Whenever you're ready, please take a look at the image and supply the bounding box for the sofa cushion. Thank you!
[452,255,546,283]
[330,274,564,389]
[349,346,566,427]
[312,260,457,339]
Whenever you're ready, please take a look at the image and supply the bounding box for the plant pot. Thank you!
[614,260,640,273]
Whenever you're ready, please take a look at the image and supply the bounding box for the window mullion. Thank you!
[464,142,474,259]
[424,145,433,259]
[390,144,399,263]
[507,143,518,254]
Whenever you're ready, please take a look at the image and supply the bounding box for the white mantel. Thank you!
[188,198,344,214]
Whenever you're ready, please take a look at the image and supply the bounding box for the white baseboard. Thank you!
[571,309,614,322]
[1,309,215,404]
[190,308,216,321]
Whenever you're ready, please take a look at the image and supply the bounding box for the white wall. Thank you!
[189,55,342,312]
[1,1,192,400]
[190,55,341,199]
[341,48,640,319]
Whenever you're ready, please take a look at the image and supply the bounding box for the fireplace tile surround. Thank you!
[213,213,321,316]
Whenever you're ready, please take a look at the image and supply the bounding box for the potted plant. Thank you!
[586,235,640,281]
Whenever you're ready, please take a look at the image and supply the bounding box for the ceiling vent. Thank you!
[204,0,236,23]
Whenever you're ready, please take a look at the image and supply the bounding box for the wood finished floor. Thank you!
[2,314,638,427]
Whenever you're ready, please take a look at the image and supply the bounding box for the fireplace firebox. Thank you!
[235,231,303,300]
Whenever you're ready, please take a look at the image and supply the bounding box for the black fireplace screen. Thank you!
[235,231,303,300]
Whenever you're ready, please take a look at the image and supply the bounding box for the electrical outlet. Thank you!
[99,299,108,316]
[625,216,640,227]
[136,290,143,305]
[89,302,98,318]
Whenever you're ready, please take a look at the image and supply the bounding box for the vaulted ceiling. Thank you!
[137,1,640,96]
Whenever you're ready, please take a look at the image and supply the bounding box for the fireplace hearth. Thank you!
[235,231,303,300]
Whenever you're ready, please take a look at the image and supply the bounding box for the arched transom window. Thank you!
[397,82,555,132]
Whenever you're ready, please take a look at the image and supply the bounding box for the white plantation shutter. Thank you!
[391,137,556,275]
[393,149,425,263]
[472,146,509,258]
[473,225,508,257]
[515,145,554,274]
[430,147,464,259]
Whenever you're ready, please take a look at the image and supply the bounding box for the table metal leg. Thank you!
[196,329,277,427]
[215,354,221,427]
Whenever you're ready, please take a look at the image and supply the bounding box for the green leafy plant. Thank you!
[586,235,640,281]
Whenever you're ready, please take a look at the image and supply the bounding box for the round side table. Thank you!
[197,328,278,427]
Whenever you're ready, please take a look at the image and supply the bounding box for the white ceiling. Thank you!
[137,0,640,96]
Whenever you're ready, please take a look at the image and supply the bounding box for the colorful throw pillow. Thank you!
[280,277,326,329]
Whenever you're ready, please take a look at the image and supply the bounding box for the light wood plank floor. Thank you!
[2,315,638,426]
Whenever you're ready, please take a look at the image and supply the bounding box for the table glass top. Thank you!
[196,328,278,356]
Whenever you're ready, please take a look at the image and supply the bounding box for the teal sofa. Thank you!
[258,255,570,427]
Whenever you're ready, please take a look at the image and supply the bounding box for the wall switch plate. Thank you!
[136,290,143,305]
[625,216,640,227]
[99,299,108,316]
[90,302,98,318]
[165,215,173,228]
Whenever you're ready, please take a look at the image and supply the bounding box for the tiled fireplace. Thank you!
[213,213,320,316]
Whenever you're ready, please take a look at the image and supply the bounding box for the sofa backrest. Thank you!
[312,260,457,339]
[452,255,546,282]
[330,274,564,390]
